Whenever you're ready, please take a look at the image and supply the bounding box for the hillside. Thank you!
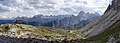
[82,20,120,43]
[77,0,120,43]
[0,24,81,43]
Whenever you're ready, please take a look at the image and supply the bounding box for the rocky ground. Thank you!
[0,35,82,43]
[0,24,82,43]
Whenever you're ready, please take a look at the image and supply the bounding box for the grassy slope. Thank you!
[82,21,120,43]
[0,24,77,41]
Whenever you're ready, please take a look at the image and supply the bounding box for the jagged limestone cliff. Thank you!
[82,0,120,37]
[79,0,120,43]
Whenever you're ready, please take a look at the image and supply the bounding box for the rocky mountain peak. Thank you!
[80,0,120,38]
[75,0,120,42]
[77,11,85,16]
[112,0,120,10]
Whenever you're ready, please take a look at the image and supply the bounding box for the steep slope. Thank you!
[81,0,120,37]
[78,0,120,43]
[83,18,120,43]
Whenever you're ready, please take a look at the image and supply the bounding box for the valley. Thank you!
[0,0,119,43]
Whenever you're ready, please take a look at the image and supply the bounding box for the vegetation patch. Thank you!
[0,24,78,41]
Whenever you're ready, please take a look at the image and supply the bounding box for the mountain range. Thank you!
[14,11,100,28]
[0,11,100,29]
[52,11,100,28]
[0,0,119,43]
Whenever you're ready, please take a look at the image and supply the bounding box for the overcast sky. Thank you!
[0,0,112,18]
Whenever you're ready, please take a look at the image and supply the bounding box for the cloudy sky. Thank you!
[0,0,112,18]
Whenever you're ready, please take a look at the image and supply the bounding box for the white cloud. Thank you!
[0,0,111,18]
[64,0,111,14]
[0,15,12,18]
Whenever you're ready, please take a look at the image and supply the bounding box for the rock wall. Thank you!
[112,0,120,10]
[82,0,120,38]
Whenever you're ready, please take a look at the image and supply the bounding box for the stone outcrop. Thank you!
[107,35,117,43]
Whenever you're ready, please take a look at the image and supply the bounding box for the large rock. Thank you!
[107,35,117,43]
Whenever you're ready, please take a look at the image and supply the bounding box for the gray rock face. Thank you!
[82,0,120,38]
[107,35,118,43]
[112,0,120,10]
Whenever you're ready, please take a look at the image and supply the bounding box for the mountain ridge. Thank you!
[14,11,100,28]
[78,0,120,42]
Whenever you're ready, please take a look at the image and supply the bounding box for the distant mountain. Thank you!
[0,20,14,24]
[0,11,97,28]
[52,11,100,28]
[14,14,73,26]
[0,11,100,28]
